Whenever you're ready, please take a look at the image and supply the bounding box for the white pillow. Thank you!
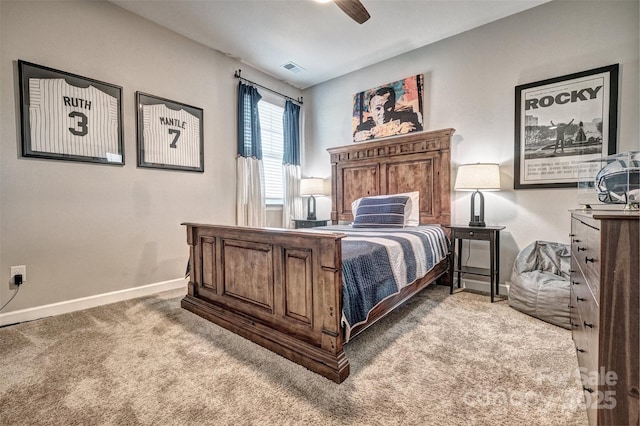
[351,191,420,226]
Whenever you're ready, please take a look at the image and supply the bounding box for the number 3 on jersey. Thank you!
[68,111,88,136]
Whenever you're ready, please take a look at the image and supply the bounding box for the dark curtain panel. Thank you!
[237,82,263,159]
[282,100,300,165]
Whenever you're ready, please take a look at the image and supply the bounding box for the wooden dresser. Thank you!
[570,210,639,425]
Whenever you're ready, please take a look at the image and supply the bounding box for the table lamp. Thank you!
[300,177,327,220]
[454,163,500,227]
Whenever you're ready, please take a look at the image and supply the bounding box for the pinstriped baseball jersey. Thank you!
[142,104,200,168]
[28,78,119,158]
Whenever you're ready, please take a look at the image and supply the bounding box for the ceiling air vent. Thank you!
[281,61,305,74]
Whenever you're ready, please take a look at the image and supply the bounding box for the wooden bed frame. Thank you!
[181,128,454,383]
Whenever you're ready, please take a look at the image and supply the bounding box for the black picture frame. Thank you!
[514,64,618,189]
[136,92,204,172]
[18,60,124,165]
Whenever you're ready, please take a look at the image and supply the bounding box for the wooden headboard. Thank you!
[327,128,454,226]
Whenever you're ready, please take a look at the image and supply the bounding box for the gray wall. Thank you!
[303,0,639,279]
[0,0,301,312]
[1,0,638,314]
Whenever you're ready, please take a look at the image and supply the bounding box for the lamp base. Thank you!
[468,192,486,227]
[468,220,486,227]
[306,195,317,221]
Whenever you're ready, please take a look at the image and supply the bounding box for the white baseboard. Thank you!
[454,277,510,297]
[1,276,506,327]
[0,278,186,327]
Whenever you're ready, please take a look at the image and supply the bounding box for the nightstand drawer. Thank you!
[451,228,491,241]
[293,219,328,229]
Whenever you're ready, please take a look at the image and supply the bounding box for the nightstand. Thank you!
[293,219,329,229]
[445,225,505,302]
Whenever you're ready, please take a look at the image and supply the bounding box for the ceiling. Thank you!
[111,0,549,89]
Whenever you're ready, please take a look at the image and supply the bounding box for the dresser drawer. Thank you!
[572,268,600,374]
[571,217,601,300]
[576,316,600,426]
[571,308,587,356]
[577,344,599,426]
[569,255,587,291]
[578,302,599,381]
[571,217,588,260]
[573,276,599,334]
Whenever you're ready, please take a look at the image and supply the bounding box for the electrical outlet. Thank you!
[10,265,26,285]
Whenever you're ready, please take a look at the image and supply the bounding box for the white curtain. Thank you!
[282,164,303,228]
[236,156,266,227]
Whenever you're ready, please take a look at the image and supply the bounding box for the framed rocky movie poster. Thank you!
[352,74,424,142]
[514,64,618,189]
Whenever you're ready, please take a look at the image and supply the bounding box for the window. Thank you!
[258,99,285,204]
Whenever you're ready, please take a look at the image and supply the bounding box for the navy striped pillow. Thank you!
[352,196,409,228]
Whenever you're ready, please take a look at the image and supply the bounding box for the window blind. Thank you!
[258,100,285,203]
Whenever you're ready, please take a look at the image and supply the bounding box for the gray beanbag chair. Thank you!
[508,241,571,329]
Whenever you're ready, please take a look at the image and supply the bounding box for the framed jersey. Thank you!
[136,92,204,173]
[18,60,124,165]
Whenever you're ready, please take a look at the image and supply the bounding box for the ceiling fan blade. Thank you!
[333,0,370,24]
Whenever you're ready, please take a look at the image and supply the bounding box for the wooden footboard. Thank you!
[181,223,350,383]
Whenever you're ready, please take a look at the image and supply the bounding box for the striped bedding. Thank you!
[317,225,449,342]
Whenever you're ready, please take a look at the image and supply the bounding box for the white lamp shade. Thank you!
[454,163,501,191]
[300,177,327,196]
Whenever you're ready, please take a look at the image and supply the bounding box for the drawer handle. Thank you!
[577,246,586,252]
[573,239,582,243]
[583,386,594,393]
[585,257,595,263]
[469,231,474,236]
[569,233,576,237]
[584,321,593,328]
[568,304,575,309]
[571,322,579,328]
[576,297,586,302]
[576,348,586,353]
[572,281,580,286]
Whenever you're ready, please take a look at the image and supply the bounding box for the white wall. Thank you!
[0,0,301,315]
[303,0,639,282]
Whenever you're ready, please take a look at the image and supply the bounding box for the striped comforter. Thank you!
[318,225,449,342]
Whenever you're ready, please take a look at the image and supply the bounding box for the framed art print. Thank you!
[352,74,424,142]
[514,64,618,189]
[136,92,204,172]
[18,60,124,165]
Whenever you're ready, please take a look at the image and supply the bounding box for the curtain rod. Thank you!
[234,69,303,105]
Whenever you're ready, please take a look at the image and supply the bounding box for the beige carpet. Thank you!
[0,285,587,425]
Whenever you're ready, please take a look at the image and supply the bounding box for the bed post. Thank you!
[317,237,349,380]
[330,160,338,225]
[437,132,451,226]
[185,224,197,297]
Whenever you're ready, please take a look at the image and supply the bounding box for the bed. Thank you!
[181,128,454,383]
